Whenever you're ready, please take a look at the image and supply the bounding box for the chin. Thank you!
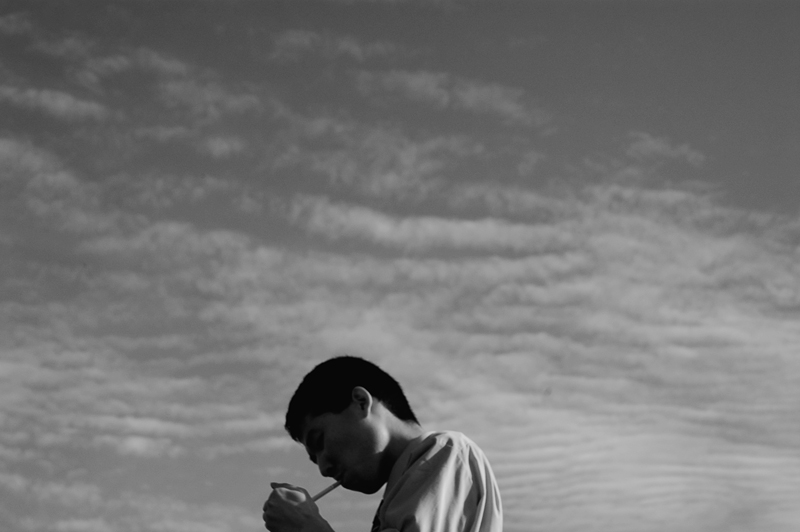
[355,480,385,495]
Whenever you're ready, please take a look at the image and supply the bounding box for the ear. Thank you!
[351,386,373,417]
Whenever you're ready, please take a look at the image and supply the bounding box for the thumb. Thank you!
[271,482,303,492]
[269,483,309,504]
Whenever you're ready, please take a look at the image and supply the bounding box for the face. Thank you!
[300,390,390,494]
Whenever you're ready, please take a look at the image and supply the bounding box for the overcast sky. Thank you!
[1,1,799,532]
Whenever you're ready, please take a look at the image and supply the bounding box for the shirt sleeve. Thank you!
[381,439,480,532]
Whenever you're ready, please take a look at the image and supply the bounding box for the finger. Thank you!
[269,483,309,503]
[270,482,297,489]
[263,493,281,510]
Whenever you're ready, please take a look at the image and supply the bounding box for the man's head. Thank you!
[284,356,421,493]
[285,355,419,442]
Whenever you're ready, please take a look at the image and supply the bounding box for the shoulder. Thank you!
[426,431,489,455]
[386,430,494,490]
[384,432,476,498]
[402,431,487,472]
[420,431,477,455]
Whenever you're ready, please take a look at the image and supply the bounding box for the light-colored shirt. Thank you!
[372,431,503,532]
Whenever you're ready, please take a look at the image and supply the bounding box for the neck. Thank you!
[384,419,424,467]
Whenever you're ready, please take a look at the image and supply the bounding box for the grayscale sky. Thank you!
[1,2,799,532]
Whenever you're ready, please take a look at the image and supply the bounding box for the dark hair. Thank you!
[285,356,419,442]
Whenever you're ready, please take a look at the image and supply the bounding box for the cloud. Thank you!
[270,30,396,62]
[274,112,484,197]
[357,70,450,105]
[0,12,33,36]
[0,137,61,177]
[357,69,550,126]
[1,8,798,530]
[626,131,706,166]
[0,85,108,120]
[0,471,262,532]
[316,0,461,4]
[452,79,546,126]
[76,48,190,87]
[1,139,294,473]
[0,332,286,463]
[77,54,133,85]
[134,125,193,143]
[516,149,546,176]
[2,135,252,246]
[79,220,251,265]
[133,48,191,76]
[448,183,575,221]
[50,518,115,532]
[30,479,104,508]
[271,29,318,61]
[4,174,800,531]
[31,33,97,59]
[287,195,577,253]
[158,79,263,122]
[1,11,189,81]
[200,136,246,159]
[0,138,135,235]
[0,137,124,236]
[93,435,184,458]
[107,173,235,209]
[199,436,295,459]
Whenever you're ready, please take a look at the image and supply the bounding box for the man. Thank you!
[262,356,503,532]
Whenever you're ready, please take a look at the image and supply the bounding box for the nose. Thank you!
[317,453,337,479]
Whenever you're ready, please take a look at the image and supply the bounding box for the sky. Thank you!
[1,1,799,531]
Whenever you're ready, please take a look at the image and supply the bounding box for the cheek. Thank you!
[336,440,364,465]
[329,432,370,467]
[324,433,355,465]
[348,430,382,468]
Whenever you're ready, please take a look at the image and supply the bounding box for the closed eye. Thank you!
[307,432,323,464]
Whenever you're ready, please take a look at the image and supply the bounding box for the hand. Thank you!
[262,483,331,532]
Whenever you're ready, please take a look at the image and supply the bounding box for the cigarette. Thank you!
[311,480,341,501]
